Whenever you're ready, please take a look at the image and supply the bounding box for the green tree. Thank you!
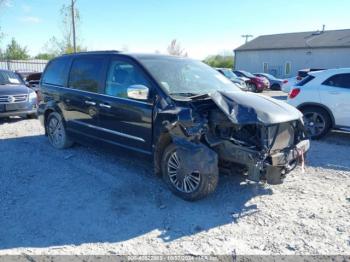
[4,38,29,60]
[203,54,234,69]
[34,53,56,60]
[42,3,86,56]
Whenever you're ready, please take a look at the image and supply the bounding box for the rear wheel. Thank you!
[161,144,218,201]
[46,112,73,149]
[271,84,281,90]
[301,107,331,139]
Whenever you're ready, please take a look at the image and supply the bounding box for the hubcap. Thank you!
[167,151,201,193]
[303,112,326,137]
[48,117,64,146]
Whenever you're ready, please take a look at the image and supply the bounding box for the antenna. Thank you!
[241,34,253,43]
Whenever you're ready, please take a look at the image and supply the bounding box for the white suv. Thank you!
[287,68,350,139]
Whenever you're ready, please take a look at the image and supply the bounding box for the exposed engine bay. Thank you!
[157,90,310,185]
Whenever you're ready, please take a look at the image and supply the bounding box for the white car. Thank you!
[287,68,350,138]
[282,76,299,93]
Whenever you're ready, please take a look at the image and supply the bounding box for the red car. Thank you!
[233,70,269,92]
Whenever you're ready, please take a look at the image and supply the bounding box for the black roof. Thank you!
[61,51,186,60]
[235,29,350,51]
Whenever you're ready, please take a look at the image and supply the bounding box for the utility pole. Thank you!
[71,0,77,53]
[241,34,253,43]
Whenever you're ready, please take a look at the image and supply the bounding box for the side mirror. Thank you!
[127,85,149,101]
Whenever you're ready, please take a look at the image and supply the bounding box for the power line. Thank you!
[71,0,77,53]
[241,34,253,44]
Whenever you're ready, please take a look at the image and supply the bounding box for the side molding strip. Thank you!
[71,120,146,143]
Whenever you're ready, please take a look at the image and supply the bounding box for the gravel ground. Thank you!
[0,116,349,256]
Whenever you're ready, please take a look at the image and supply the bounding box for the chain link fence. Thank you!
[0,59,48,72]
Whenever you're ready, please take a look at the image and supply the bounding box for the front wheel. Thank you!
[161,144,219,201]
[46,112,74,149]
[248,83,257,92]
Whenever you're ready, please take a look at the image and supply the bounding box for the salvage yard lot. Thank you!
[1,107,350,255]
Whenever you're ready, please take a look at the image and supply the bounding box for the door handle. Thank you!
[85,100,96,106]
[99,103,111,109]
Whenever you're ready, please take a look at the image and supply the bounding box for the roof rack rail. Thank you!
[62,50,121,56]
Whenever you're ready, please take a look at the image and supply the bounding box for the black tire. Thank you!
[26,113,37,119]
[271,84,281,91]
[46,112,74,149]
[161,143,219,201]
[248,83,257,92]
[301,107,331,139]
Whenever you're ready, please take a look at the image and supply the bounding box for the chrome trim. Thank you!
[99,103,111,109]
[85,100,96,106]
[0,94,28,104]
[44,84,152,106]
[71,120,145,143]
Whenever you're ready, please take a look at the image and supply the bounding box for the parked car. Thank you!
[253,73,287,90]
[38,51,310,201]
[287,68,350,139]
[0,69,38,119]
[233,70,269,92]
[25,72,42,92]
[216,68,248,91]
[282,69,324,93]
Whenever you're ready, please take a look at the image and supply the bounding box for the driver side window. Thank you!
[105,59,151,99]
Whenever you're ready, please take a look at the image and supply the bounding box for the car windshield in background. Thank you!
[221,69,238,79]
[0,71,23,85]
[240,70,255,78]
[139,57,241,97]
[263,73,277,80]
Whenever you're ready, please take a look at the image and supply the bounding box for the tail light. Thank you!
[289,88,300,99]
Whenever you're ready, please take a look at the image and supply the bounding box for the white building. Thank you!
[234,29,350,78]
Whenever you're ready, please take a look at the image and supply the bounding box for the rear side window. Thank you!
[323,73,350,89]
[68,56,105,93]
[296,75,315,86]
[42,57,70,86]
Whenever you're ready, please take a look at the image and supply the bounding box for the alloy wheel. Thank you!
[167,151,201,193]
[303,112,326,137]
[48,116,64,147]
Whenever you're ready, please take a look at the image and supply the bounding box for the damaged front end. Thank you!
[205,91,310,185]
[156,90,310,186]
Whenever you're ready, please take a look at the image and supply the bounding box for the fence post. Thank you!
[6,60,10,71]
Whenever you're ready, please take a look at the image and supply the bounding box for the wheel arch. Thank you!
[153,131,172,176]
[297,102,335,128]
[43,105,65,135]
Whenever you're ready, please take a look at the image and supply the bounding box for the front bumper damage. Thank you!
[155,90,310,186]
[215,139,310,185]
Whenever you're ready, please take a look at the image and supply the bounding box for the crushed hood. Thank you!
[210,91,302,125]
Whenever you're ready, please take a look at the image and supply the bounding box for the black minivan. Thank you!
[39,51,310,201]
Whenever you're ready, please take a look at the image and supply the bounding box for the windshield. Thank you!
[261,73,276,80]
[139,57,241,97]
[0,71,23,85]
[240,70,255,78]
[220,69,237,79]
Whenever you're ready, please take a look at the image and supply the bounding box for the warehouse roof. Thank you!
[235,29,350,51]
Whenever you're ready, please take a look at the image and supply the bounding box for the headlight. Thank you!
[29,91,37,100]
